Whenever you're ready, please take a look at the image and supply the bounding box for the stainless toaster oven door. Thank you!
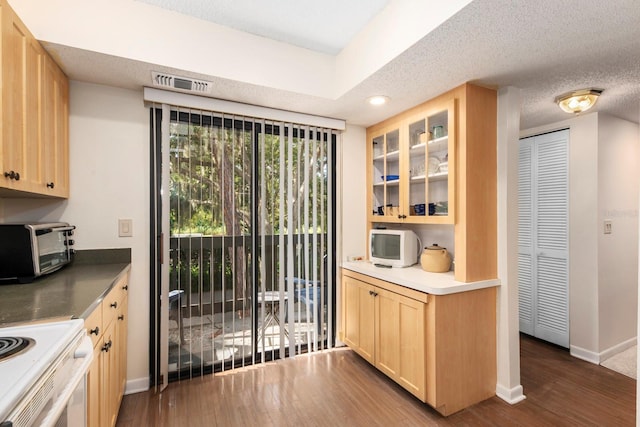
[31,224,75,276]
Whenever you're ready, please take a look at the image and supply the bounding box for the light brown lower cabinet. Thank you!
[341,269,496,416]
[85,273,129,427]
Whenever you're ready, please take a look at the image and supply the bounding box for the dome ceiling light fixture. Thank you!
[555,88,604,115]
[367,95,390,106]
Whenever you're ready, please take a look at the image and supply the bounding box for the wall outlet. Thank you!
[603,219,612,235]
[119,219,133,237]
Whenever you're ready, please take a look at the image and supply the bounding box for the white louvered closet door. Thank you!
[518,129,569,348]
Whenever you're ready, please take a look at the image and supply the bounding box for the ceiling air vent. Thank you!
[151,72,212,94]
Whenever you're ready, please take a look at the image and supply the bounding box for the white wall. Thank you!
[2,82,367,389]
[597,115,639,353]
[2,81,151,390]
[340,125,367,261]
[521,112,639,362]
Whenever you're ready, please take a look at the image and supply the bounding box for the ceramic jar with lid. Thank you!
[420,244,451,273]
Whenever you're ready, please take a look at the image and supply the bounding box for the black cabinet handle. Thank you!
[4,171,20,181]
[122,285,128,291]
[110,301,118,309]
[118,315,124,321]
[90,326,100,335]
[46,182,55,188]
[101,342,109,352]
[66,239,75,246]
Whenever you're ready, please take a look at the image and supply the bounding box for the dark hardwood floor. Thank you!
[116,335,636,426]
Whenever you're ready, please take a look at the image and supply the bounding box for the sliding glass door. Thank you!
[156,107,336,380]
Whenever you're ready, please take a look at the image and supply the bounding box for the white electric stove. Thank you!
[0,319,93,427]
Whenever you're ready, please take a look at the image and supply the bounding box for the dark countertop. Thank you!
[0,249,131,326]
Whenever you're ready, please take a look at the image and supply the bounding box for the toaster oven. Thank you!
[0,222,76,283]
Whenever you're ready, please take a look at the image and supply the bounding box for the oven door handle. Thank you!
[39,335,93,427]
[51,225,76,234]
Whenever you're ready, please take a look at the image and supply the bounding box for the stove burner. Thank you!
[0,336,35,361]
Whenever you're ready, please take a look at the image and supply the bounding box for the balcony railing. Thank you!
[169,233,327,317]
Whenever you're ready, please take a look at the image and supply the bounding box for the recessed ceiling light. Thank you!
[555,88,603,114]
[367,95,390,106]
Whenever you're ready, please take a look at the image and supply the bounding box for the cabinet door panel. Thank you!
[369,126,403,223]
[342,276,375,363]
[42,55,69,197]
[24,38,43,189]
[375,288,426,400]
[2,10,29,191]
[87,339,102,427]
[397,295,426,400]
[116,296,128,406]
[102,320,117,427]
[375,288,399,378]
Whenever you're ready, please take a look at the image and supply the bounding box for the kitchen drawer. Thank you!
[85,304,103,348]
[102,274,129,328]
[102,282,122,328]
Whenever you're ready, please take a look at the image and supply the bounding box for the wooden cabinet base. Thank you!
[85,272,129,427]
[341,269,496,416]
[426,286,496,416]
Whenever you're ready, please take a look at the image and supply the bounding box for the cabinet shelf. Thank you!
[410,172,449,183]
[373,150,400,161]
[410,137,448,153]
[374,179,400,187]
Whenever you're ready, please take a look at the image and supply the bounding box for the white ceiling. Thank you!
[10,0,640,129]
[134,0,390,55]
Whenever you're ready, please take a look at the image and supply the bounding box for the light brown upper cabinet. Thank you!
[41,54,69,197]
[367,83,497,283]
[368,99,456,224]
[0,0,69,198]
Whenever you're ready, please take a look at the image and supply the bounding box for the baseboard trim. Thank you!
[496,384,526,405]
[125,377,149,395]
[600,337,637,362]
[570,345,600,364]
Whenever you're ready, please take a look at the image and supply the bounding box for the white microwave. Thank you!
[369,229,419,268]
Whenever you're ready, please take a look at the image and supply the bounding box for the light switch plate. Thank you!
[119,219,133,237]
[604,219,612,234]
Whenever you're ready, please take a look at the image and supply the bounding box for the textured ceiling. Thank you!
[29,0,640,128]
[134,0,389,55]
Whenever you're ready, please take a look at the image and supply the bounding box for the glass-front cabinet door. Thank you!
[370,127,401,222]
[405,99,455,224]
[367,99,455,225]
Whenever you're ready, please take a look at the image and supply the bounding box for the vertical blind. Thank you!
[163,105,337,379]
